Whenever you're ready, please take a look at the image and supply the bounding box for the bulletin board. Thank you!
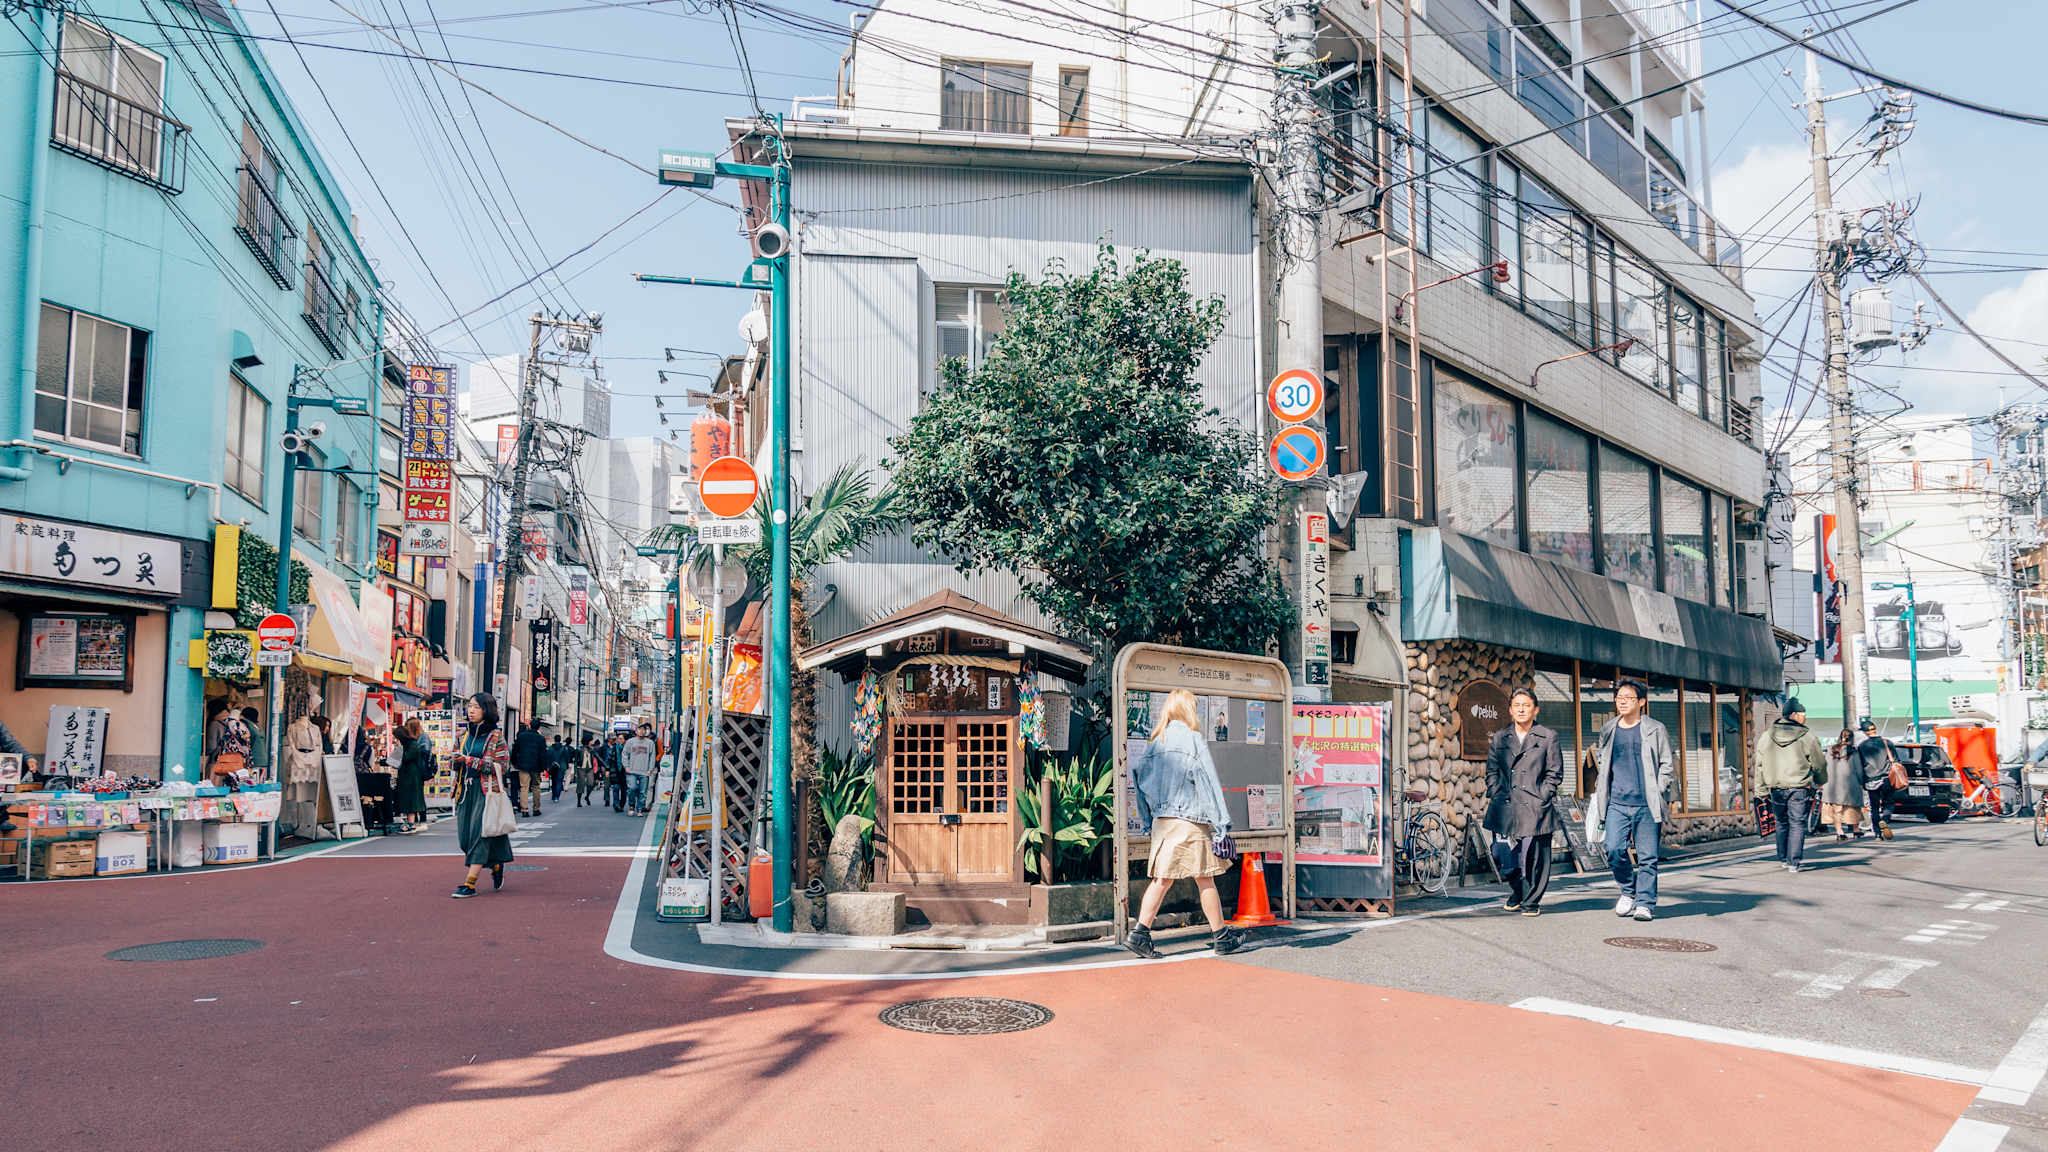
[1112,644,1294,941]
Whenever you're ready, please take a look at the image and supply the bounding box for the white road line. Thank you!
[1510,997,1994,1087]
[1979,998,2048,1105]
[1905,920,1996,946]
[1772,949,1939,999]
[1935,1119,2010,1152]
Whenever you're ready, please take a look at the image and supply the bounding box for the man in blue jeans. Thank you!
[1587,679,1676,922]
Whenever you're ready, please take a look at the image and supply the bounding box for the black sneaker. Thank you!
[1123,924,1161,959]
[491,864,505,890]
[1521,905,1542,917]
[1211,928,1246,955]
[451,884,476,899]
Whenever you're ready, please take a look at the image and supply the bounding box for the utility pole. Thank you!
[1270,0,1326,699]
[1806,50,1869,728]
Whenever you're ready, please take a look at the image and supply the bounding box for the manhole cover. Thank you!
[505,865,547,871]
[1602,937,1717,953]
[878,997,1054,1035]
[1976,1106,2048,1132]
[1861,987,1909,999]
[106,939,266,962]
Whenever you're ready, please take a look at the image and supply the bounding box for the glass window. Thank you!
[294,450,325,544]
[1592,232,1616,353]
[1492,160,1521,306]
[1599,444,1655,586]
[1534,665,1579,790]
[34,303,147,454]
[1424,0,1510,86]
[1672,294,1702,416]
[1681,682,1714,812]
[1645,675,1681,798]
[1720,691,1747,812]
[933,285,1006,379]
[1704,316,1727,429]
[940,60,1031,133]
[1578,668,1616,797]
[1520,177,1583,341]
[55,18,167,178]
[224,374,266,502]
[334,476,361,566]
[1425,108,1487,273]
[1433,370,1519,549]
[1525,410,1592,570]
[1662,473,1708,602]
[1057,68,1088,136]
[1514,35,1584,150]
[1614,251,1665,389]
[1712,493,1733,608]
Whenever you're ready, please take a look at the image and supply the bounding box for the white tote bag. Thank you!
[480,769,519,838]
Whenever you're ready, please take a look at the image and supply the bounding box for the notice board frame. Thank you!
[1112,643,1295,942]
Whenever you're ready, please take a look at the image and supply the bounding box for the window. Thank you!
[1613,251,1664,388]
[224,374,267,502]
[1598,444,1655,586]
[1681,682,1714,811]
[1577,667,1616,797]
[1662,473,1708,602]
[1525,410,1592,570]
[1433,369,1519,549]
[1513,34,1583,149]
[1426,0,1510,86]
[1719,690,1747,811]
[334,476,361,566]
[1509,2,1571,69]
[1712,493,1733,608]
[940,60,1030,133]
[1592,232,1617,355]
[1584,73,1633,137]
[35,303,147,454]
[1520,177,1583,340]
[1425,108,1487,273]
[1532,666,1579,790]
[934,285,1005,377]
[1492,160,1522,305]
[54,18,167,179]
[294,449,325,544]
[1704,316,1727,429]
[235,119,296,289]
[303,225,346,357]
[1057,67,1089,136]
[1671,294,1702,415]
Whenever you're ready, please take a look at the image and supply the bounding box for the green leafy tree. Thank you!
[889,246,1292,659]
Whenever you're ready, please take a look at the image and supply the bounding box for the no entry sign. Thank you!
[255,612,297,667]
[1268,425,1327,482]
[1267,369,1323,424]
[698,456,760,519]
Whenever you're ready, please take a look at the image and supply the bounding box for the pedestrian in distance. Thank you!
[1484,687,1563,916]
[608,733,629,813]
[1856,718,1900,841]
[240,706,270,779]
[511,718,547,819]
[547,734,569,804]
[1754,698,1828,873]
[203,698,251,784]
[1586,679,1675,923]
[1821,728,1866,841]
[393,717,432,832]
[575,735,600,807]
[622,724,658,815]
[1123,689,1246,960]
[451,693,514,898]
[310,713,334,756]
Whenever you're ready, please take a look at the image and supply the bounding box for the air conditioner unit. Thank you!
[1736,540,1767,616]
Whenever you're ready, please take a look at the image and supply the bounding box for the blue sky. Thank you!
[209,0,2047,436]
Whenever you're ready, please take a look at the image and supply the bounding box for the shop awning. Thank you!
[800,590,1092,681]
[295,551,387,680]
[1794,679,2002,721]
[1403,529,1783,691]
[293,650,354,676]
[0,578,173,612]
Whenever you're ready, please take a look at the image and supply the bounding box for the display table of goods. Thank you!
[2,780,282,879]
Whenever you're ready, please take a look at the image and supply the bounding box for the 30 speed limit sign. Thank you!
[1267,369,1323,424]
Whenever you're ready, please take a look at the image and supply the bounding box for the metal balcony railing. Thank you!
[50,69,188,194]
[302,261,349,358]
[235,164,299,290]
[1728,398,1757,445]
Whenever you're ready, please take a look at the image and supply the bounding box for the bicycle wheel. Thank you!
[1408,809,1454,895]
[2034,806,2046,848]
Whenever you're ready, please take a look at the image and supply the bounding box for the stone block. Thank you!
[825,891,905,936]
[1029,881,1114,926]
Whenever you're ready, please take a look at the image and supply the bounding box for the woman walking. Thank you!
[203,698,251,783]
[1124,689,1245,960]
[451,693,514,898]
[1483,687,1564,916]
[1821,728,1865,841]
[393,717,432,832]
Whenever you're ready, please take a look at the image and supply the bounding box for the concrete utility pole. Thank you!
[1806,50,1869,727]
[1270,0,1327,699]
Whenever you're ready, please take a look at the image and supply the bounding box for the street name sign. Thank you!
[1268,425,1327,482]
[698,456,760,519]
[1267,368,1323,424]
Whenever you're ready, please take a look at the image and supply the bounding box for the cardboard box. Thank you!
[95,830,148,876]
[202,822,260,866]
[29,839,95,878]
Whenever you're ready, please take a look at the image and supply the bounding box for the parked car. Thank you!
[1889,742,1963,823]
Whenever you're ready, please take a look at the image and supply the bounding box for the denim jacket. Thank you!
[1131,720,1232,835]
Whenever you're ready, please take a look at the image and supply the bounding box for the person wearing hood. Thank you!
[1754,698,1828,873]
[1820,728,1865,841]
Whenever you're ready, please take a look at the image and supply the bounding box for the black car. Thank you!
[1890,742,1962,823]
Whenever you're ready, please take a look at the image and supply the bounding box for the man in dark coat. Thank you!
[510,719,548,818]
[1483,686,1565,916]
[1855,718,1900,841]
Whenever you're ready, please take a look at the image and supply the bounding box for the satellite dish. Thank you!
[738,309,769,347]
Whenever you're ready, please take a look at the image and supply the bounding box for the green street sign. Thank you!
[656,149,717,189]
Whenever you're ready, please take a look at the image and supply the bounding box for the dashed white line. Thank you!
[1905,920,1997,946]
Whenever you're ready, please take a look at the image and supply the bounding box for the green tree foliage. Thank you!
[889,246,1292,657]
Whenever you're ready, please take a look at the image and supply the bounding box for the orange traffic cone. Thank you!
[1226,854,1286,928]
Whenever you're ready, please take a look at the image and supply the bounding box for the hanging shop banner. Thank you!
[45,705,110,776]
[568,571,589,626]
[1300,511,1331,689]
[3,513,182,598]
[401,462,453,523]
[1817,513,1843,665]
[401,364,456,461]
[522,514,551,563]
[376,530,400,576]
[496,424,519,466]
[530,617,556,694]
[1285,702,1393,900]
[401,521,452,558]
[521,574,541,618]
[400,364,457,558]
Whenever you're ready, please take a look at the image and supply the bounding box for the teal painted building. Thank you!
[0,0,381,780]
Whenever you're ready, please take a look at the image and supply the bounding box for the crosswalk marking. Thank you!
[1905,919,1996,945]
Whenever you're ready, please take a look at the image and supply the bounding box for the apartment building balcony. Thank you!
[49,68,188,195]
[302,261,350,358]
[235,164,299,290]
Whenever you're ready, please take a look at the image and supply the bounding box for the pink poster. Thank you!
[1286,703,1388,867]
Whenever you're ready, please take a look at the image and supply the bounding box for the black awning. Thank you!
[1405,530,1784,691]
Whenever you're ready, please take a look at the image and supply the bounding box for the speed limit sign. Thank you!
[1267,369,1323,425]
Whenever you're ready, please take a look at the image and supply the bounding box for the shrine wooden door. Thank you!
[881,717,1018,883]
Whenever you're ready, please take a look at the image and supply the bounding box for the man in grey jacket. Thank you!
[1586,679,1676,922]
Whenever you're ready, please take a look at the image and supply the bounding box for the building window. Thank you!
[235,119,297,289]
[1433,369,1519,550]
[1598,444,1655,586]
[1662,473,1708,602]
[1613,251,1664,389]
[224,374,267,502]
[53,18,171,183]
[35,303,147,455]
[1057,67,1089,136]
[940,60,1030,133]
[1425,108,1487,274]
[1680,681,1715,812]
[334,476,361,566]
[1671,293,1703,416]
[1704,317,1727,430]
[1520,176,1584,341]
[294,450,325,544]
[303,225,348,358]
[1491,160,1522,306]
[934,285,1006,377]
[1525,410,1592,570]
[1712,493,1734,608]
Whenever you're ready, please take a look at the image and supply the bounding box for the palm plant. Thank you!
[816,743,878,861]
[1018,731,1116,884]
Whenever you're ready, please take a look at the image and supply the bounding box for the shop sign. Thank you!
[1817,513,1843,665]
[1300,511,1330,689]
[376,530,400,576]
[400,521,452,558]
[3,514,181,597]
[569,572,589,626]
[401,364,456,461]
[522,514,550,562]
[1456,679,1509,760]
[890,631,941,655]
[497,423,519,465]
[46,705,109,775]
[530,617,556,694]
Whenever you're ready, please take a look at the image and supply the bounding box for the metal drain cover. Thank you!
[107,939,266,962]
[879,997,1054,1035]
[1861,987,1909,999]
[1603,936,1717,953]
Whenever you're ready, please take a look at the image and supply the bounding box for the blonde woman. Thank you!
[1125,689,1244,959]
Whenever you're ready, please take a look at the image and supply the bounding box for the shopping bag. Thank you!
[480,771,518,838]
[1751,795,1776,838]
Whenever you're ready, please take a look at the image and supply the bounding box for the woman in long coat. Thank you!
[393,717,432,831]
[1483,687,1565,916]
[451,693,514,898]
[1820,728,1864,841]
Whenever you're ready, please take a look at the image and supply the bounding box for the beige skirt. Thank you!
[1148,817,1231,879]
[1822,802,1864,825]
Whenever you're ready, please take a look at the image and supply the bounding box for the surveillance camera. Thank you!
[304,421,328,440]
[279,430,308,455]
[751,222,791,261]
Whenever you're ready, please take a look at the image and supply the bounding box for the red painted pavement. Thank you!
[2,855,1975,1151]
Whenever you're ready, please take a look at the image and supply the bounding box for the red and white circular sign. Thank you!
[1267,368,1324,425]
[697,455,761,519]
[256,612,298,652]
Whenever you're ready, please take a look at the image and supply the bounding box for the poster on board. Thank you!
[1283,703,1390,879]
[416,708,458,806]
[46,705,109,776]
[320,753,365,834]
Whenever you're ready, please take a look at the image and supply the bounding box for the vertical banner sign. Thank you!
[569,572,589,626]
[530,617,556,695]
[496,423,519,466]
[400,364,456,556]
[45,705,109,775]
[1284,702,1392,901]
[1849,633,1872,723]
[1301,512,1331,688]
[1817,513,1843,665]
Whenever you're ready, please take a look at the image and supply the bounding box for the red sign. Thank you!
[698,455,760,519]
[404,459,451,490]
[1267,368,1324,424]
[256,612,298,652]
[1268,425,1327,483]
[570,589,588,626]
[402,490,451,522]
[497,424,519,465]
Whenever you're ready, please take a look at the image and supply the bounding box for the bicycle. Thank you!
[1394,788,1454,896]
[2026,768,2048,847]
